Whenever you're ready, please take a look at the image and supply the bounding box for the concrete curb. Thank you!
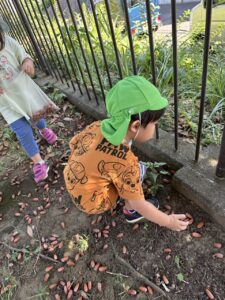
[35,73,225,229]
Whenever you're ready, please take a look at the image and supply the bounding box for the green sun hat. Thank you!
[101,76,168,146]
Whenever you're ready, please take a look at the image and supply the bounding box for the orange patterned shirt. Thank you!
[64,121,144,214]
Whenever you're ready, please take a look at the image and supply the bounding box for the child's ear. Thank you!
[129,120,141,133]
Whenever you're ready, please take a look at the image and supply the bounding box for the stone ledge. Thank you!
[172,166,225,228]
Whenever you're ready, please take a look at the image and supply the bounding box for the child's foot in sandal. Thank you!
[123,197,160,223]
[33,161,49,183]
[40,128,57,145]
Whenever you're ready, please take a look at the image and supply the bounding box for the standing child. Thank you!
[0,18,58,183]
[64,76,189,231]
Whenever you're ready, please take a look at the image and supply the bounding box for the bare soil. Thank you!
[0,92,225,300]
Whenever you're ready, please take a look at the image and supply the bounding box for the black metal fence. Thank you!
[1,0,225,178]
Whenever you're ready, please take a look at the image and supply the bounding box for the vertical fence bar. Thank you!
[3,1,34,55]
[1,1,36,62]
[195,0,213,161]
[49,0,82,94]
[34,0,67,85]
[66,0,98,102]
[13,0,48,73]
[0,3,21,47]
[171,0,178,150]
[216,124,225,178]
[35,0,68,85]
[89,0,112,88]
[123,0,137,75]
[28,0,60,80]
[146,0,159,139]
[146,0,156,85]
[8,0,37,60]
[41,0,74,88]
[104,0,123,80]
[77,0,104,101]
[21,0,53,76]
[6,1,40,68]
[55,0,85,96]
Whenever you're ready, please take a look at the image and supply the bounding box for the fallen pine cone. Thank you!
[139,286,147,293]
[90,260,95,268]
[205,288,214,299]
[83,283,88,293]
[67,260,75,267]
[49,283,57,290]
[17,252,22,261]
[98,266,107,272]
[44,273,50,283]
[162,275,169,285]
[57,267,65,272]
[147,286,154,295]
[45,266,53,272]
[88,281,92,290]
[94,262,100,271]
[103,244,108,250]
[117,233,124,238]
[74,283,80,292]
[213,242,222,249]
[192,232,201,238]
[64,285,68,295]
[127,289,137,296]
[213,253,223,259]
[164,248,172,253]
[196,221,205,229]
[122,245,128,254]
[61,256,69,263]
[67,289,73,299]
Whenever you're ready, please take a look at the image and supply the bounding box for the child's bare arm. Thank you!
[127,199,189,231]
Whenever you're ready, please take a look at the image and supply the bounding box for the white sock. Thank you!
[38,160,45,164]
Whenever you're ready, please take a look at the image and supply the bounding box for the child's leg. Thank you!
[36,118,57,145]
[35,118,46,130]
[10,117,49,182]
[123,161,159,223]
[10,117,42,161]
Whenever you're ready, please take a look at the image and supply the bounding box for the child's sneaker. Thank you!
[40,128,57,145]
[33,162,49,183]
[123,197,160,223]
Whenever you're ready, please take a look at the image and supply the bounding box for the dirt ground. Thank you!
[0,89,225,300]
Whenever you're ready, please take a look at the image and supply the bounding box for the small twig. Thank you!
[115,254,171,300]
[0,241,60,264]
[106,271,129,278]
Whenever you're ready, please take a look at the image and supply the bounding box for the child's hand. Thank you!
[0,88,4,95]
[21,59,34,77]
[167,214,189,231]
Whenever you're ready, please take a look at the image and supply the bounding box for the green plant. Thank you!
[26,286,49,299]
[176,273,185,282]
[2,127,16,143]
[142,161,168,196]
[21,2,224,146]
[0,267,18,300]
[175,255,181,268]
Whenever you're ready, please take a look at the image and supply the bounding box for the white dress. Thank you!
[0,36,58,124]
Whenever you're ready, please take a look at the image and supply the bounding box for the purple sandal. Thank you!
[40,128,57,145]
[33,162,49,183]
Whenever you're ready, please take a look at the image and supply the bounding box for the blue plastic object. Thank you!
[128,0,160,34]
